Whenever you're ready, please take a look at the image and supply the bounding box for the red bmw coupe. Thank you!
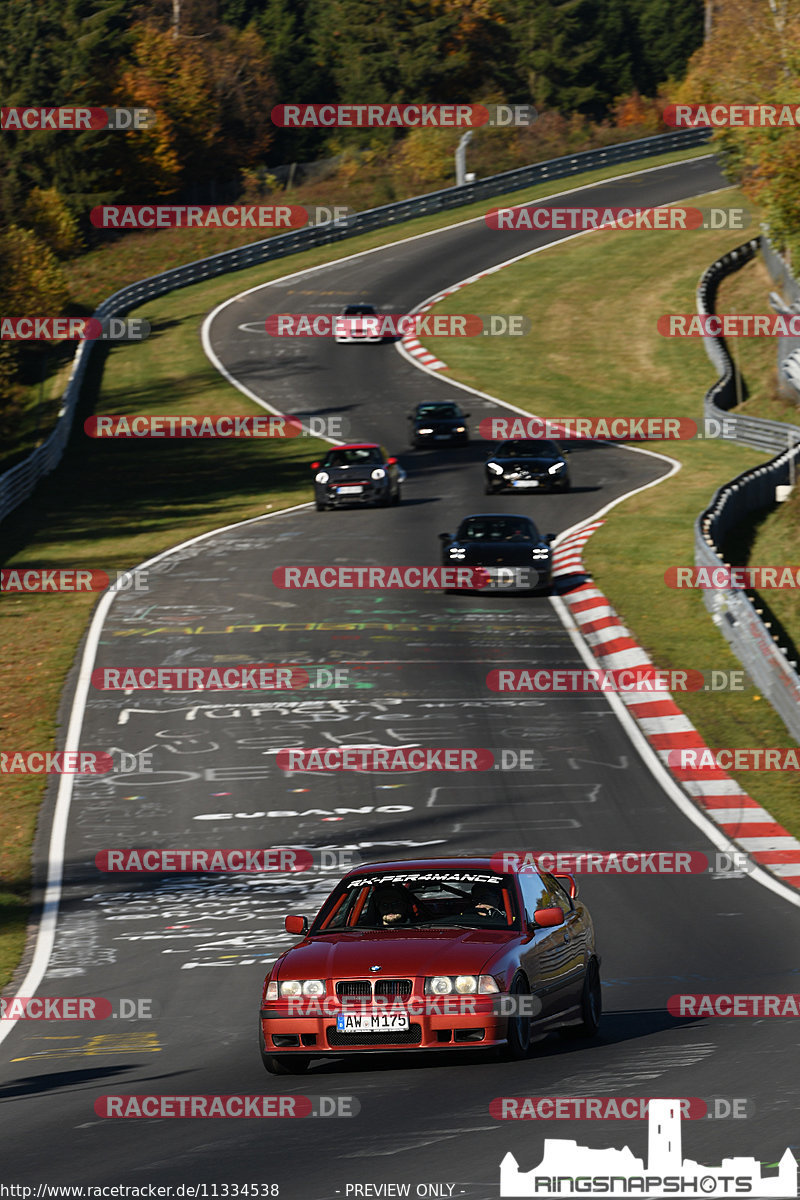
[259,857,601,1073]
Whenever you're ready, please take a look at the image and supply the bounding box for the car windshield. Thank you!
[495,439,561,457]
[458,517,538,542]
[315,872,518,932]
[324,447,383,468]
[417,405,459,419]
[342,305,377,317]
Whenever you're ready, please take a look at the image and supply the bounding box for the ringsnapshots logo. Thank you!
[499,1098,797,1197]
[1,106,155,131]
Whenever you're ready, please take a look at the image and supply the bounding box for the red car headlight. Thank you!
[424,975,499,996]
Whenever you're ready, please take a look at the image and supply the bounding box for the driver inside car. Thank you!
[373,884,415,926]
[471,882,506,918]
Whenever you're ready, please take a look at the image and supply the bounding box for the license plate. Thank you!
[512,480,539,487]
[434,434,451,440]
[337,485,364,494]
[336,1012,409,1033]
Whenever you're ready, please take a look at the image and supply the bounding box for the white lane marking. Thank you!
[0,502,313,1052]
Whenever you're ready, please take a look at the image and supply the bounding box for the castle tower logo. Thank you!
[500,1098,797,1197]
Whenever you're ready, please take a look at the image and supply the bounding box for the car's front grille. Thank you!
[336,980,372,997]
[326,1024,423,1047]
[336,979,413,998]
[375,979,413,998]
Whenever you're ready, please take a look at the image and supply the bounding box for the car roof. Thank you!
[340,856,522,879]
[329,443,381,450]
[458,513,536,521]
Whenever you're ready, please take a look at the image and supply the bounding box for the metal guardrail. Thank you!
[0,127,711,525]
[694,240,800,742]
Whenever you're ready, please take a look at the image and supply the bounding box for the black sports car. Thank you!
[311,443,402,510]
[485,438,570,494]
[439,513,555,592]
[409,401,470,448]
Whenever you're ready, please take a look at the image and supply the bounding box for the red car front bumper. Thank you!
[260,995,508,1053]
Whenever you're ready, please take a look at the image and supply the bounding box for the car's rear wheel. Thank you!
[503,972,532,1059]
[561,957,601,1038]
[259,1022,310,1074]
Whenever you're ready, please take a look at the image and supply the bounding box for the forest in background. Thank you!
[1,0,799,434]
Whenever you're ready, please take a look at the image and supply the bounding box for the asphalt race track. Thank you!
[2,155,799,1198]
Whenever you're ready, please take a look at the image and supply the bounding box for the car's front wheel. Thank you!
[391,487,401,506]
[315,499,329,511]
[503,972,532,1060]
[485,479,500,495]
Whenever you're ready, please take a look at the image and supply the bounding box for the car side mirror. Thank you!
[439,532,451,541]
[553,873,578,899]
[464,411,471,418]
[562,447,571,454]
[533,906,564,928]
[310,461,320,470]
[285,915,308,935]
[545,533,555,542]
[386,457,397,465]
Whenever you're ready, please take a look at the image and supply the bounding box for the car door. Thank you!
[516,871,575,1021]
[538,872,590,1020]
